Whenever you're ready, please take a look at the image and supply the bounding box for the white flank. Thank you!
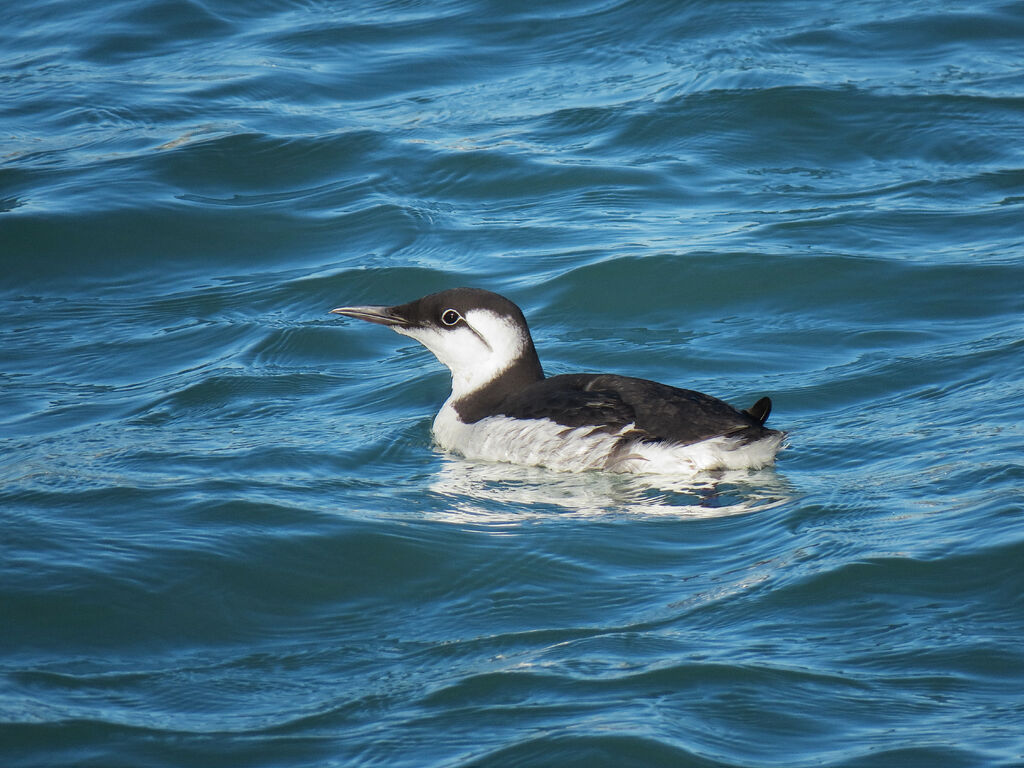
[433,400,784,475]
[610,431,786,474]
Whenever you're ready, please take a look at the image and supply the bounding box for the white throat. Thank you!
[396,309,529,398]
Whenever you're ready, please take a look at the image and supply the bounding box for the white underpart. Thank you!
[433,404,785,475]
[395,308,527,398]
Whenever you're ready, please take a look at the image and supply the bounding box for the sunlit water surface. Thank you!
[2,1,1023,766]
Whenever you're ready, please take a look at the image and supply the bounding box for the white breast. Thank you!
[432,399,784,475]
[432,399,625,472]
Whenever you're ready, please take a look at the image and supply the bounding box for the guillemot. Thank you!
[331,287,785,474]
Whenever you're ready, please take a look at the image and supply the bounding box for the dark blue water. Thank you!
[3,1,1024,766]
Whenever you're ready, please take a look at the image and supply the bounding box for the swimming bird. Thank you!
[331,287,784,474]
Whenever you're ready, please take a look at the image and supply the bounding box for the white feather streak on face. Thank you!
[394,309,527,397]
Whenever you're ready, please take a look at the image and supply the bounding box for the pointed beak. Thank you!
[329,304,412,328]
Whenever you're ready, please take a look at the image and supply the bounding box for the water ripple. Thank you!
[3,0,1024,766]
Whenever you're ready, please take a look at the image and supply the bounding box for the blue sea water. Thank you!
[2,0,1024,765]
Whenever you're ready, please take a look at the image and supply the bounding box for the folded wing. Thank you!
[496,374,775,446]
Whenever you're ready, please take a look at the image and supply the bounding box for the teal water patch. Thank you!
[2,0,1024,766]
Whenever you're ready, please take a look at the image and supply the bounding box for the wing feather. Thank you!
[496,374,771,446]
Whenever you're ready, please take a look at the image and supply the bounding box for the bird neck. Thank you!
[449,344,544,423]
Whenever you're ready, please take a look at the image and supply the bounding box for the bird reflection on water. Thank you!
[427,457,795,523]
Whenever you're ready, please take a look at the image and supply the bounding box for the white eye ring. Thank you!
[441,309,462,326]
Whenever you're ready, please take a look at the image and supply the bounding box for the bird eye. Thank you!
[441,309,462,326]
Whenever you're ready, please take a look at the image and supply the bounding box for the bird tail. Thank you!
[743,396,772,425]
